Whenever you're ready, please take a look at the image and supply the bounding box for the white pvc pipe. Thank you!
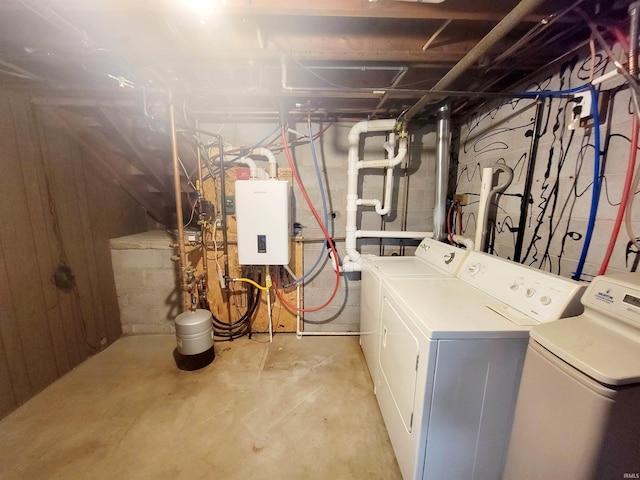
[238,156,258,178]
[295,284,360,338]
[253,147,278,179]
[345,119,398,268]
[358,137,408,215]
[475,167,494,251]
[358,137,407,169]
[355,230,432,239]
[452,235,475,250]
[238,147,277,179]
[475,165,514,252]
[379,168,394,216]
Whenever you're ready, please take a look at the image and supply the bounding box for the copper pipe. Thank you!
[169,94,189,311]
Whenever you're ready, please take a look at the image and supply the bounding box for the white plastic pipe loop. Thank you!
[238,156,258,178]
[251,147,278,179]
[344,119,398,265]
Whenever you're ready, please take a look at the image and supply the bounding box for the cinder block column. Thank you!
[110,231,180,334]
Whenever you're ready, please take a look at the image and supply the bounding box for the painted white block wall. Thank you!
[203,121,436,331]
[110,231,181,334]
[455,48,640,281]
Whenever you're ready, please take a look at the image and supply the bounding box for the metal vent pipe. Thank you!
[433,104,450,242]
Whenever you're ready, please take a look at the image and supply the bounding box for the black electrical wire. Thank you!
[196,270,262,341]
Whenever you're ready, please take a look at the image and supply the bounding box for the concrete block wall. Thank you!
[202,121,436,332]
[455,46,639,280]
[110,231,181,334]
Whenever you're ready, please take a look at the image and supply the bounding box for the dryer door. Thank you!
[379,298,420,432]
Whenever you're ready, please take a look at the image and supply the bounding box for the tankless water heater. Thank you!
[235,179,290,265]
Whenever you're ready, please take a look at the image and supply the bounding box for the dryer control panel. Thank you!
[457,252,586,324]
[414,237,468,274]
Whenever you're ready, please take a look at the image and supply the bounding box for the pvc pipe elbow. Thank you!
[452,235,475,250]
[341,260,362,273]
[253,147,278,178]
[375,205,390,216]
[348,121,368,144]
[239,156,258,178]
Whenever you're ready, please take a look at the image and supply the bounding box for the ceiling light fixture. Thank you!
[181,0,225,16]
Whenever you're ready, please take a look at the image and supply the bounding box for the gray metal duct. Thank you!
[433,104,450,242]
[403,0,547,121]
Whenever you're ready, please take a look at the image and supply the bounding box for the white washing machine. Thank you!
[503,273,640,480]
[376,251,586,480]
[360,238,469,392]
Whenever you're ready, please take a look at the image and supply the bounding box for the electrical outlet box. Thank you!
[235,179,290,265]
[574,91,592,120]
[224,195,235,215]
[453,193,468,204]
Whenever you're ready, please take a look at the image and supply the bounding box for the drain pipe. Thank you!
[402,0,547,121]
[475,164,514,252]
[357,134,409,215]
[433,104,451,241]
[344,119,397,269]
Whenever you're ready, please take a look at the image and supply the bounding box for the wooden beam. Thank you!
[38,106,168,224]
[39,0,557,23]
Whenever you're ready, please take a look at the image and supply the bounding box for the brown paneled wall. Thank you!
[0,90,152,419]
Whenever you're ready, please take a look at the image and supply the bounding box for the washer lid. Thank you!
[530,316,640,386]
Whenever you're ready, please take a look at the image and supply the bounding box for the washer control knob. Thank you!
[466,263,481,276]
[509,283,519,291]
[540,295,552,306]
[525,288,536,298]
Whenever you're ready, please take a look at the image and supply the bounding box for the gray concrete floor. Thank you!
[0,334,401,479]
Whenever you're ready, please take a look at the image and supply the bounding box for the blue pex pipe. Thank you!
[286,121,330,287]
[572,84,602,281]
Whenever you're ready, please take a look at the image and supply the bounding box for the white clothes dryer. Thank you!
[375,251,585,480]
[359,238,468,392]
